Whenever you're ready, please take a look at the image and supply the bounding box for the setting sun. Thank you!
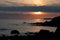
[34,12,42,15]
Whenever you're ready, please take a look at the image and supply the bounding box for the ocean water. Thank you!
[0,19,56,36]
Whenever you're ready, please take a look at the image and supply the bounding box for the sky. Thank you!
[0,0,60,6]
[0,0,60,19]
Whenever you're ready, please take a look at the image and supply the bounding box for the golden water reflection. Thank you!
[32,19,44,23]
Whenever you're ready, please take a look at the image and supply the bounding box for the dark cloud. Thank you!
[0,6,60,12]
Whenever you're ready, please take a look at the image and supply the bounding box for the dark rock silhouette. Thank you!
[41,16,60,40]
[29,16,60,40]
[11,30,20,36]
[51,16,60,40]
[49,16,60,26]
[30,16,60,27]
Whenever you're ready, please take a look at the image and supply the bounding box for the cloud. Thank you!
[0,0,60,6]
[0,0,23,6]
[0,6,60,12]
[0,0,35,6]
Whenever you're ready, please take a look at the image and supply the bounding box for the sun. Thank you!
[34,12,42,15]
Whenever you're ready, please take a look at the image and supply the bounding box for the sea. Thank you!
[0,12,59,36]
[0,19,57,36]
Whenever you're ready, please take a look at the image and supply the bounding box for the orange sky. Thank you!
[0,0,60,6]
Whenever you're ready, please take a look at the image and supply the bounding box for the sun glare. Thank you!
[34,12,42,15]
